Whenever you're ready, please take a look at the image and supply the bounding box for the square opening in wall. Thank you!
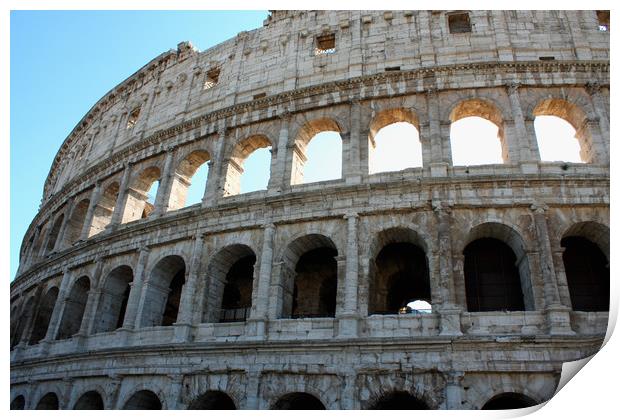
[204,68,220,90]
[597,10,610,31]
[448,12,472,34]
[126,107,141,129]
[315,33,336,55]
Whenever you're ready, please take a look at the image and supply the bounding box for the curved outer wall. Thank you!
[11,10,609,409]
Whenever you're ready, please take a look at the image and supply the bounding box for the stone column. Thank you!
[174,235,204,342]
[530,203,574,335]
[203,125,226,205]
[343,100,362,184]
[248,223,276,338]
[108,163,133,230]
[152,146,176,217]
[578,116,609,165]
[433,201,463,336]
[166,375,184,409]
[79,182,103,240]
[244,371,261,409]
[506,83,540,170]
[337,213,360,337]
[268,112,292,193]
[444,371,465,409]
[586,81,609,140]
[78,257,105,337]
[43,269,73,343]
[553,247,572,308]
[120,246,151,330]
[426,89,449,177]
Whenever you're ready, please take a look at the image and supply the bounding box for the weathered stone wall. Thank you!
[11,10,609,410]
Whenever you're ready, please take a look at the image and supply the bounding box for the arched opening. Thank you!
[74,391,104,409]
[279,234,338,319]
[272,392,326,410]
[368,228,430,315]
[482,392,537,410]
[45,215,64,253]
[368,391,429,409]
[168,150,210,210]
[94,265,133,333]
[11,297,34,348]
[36,392,59,410]
[11,395,25,410]
[64,199,91,245]
[223,135,272,196]
[140,255,186,327]
[533,98,592,163]
[291,119,342,185]
[464,238,525,312]
[450,99,506,165]
[369,109,422,173]
[29,287,59,344]
[123,390,162,410]
[203,245,256,323]
[188,390,236,409]
[562,236,609,312]
[89,181,119,236]
[121,166,161,223]
[56,276,90,340]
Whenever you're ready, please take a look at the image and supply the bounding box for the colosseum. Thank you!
[10,10,610,410]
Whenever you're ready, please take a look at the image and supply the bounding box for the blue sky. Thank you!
[10,10,581,281]
[10,11,269,279]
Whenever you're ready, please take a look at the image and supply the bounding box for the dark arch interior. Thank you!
[562,236,609,312]
[272,392,326,410]
[95,266,133,333]
[220,255,255,322]
[74,391,104,410]
[161,268,186,326]
[57,276,90,340]
[11,395,25,410]
[370,242,430,314]
[292,247,337,318]
[142,255,186,327]
[369,391,429,410]
[123,390,162,410]
[464,238,525,312]
[29,288,59,344]
[482,392,537,410]
[188,390,236,409]
[36,392,59,410]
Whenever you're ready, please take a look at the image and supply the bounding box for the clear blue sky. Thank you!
[10,11,269,280]
[10,10,580,281]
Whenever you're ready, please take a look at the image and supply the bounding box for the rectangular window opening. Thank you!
[385,66,401,72]
[203,68,220,90]
[597,10,610,31]
[126,107,141,129]
[448,12,472,34]
[314,33,336,55]
[539,56,555,61]
[253,92,267,100]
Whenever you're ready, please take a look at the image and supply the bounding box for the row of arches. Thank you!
[11,221,609,349]
[11,388,538,410]
[24,93,607,266]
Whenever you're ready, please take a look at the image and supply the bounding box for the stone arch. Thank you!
[89,181,120,236]
[368,108,423,173]
[63,198,91,246]
[73,390,104,409]
[36,392,59,409]
[561,222,609,312]
[11,295,35,348]
[533,98,597,163]
[122,389,162,410]
[290,118,343,185]
[203,244,257,323]
[368,227,431,315]
[187,390,237,409]
[45,214,64,253]
[168,149,211,210]
[449,97,508,164]
[278,233,339,319]
[94,265,133,333]
[223,134,273,196]
[463,222,534,311]
[29,286,59,344]
[139,255,186,327]
[121,165,161,223]
[56,275,90,340]
[367,390,430,409]
[481,392,538,410]
[271,392,326,410]
[10,394,25,410]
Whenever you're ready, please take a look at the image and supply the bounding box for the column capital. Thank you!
[425,87,438,97]
[278,108,293,121]
[262,222,276,230]
[138,245,151,255]
[343,212,359,220]
[530,201,549,214]
[586,80,601,95]
[506,81,521,94]
[432,200,454,213]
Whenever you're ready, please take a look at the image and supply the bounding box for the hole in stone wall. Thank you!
[123,390,162,410]
[188,391,236,410]
[368,391,429,409]
[482,392,537,410]
[94,265,133,333]
[224,136,272,196]
[45,215,64,253]
[448,12,472,33]
[219,255,255,323]
[291,247,338,318]
[74,391,104,410]
[56,276,90,340]
[203,68,220,90]
[126,107,141,129]
[272,392,326,410]
[370,122,422,173]
[169,150,210,210]
[298,132,342,184]
[36,392,59,410]
[11,395,25,410]
[450,117,503,165]
[315,33,336,55]
[534,116,583,163]
[597,10,610,31]
[90,182,119,236]
[29,287,59,344]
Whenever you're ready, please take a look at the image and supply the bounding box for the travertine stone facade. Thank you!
[11,10,609,410]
